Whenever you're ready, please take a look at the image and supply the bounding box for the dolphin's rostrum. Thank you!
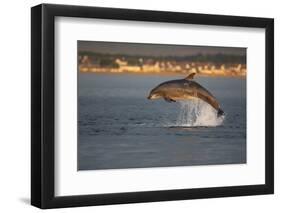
[147,72,224,117]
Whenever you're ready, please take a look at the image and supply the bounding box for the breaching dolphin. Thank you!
[147,72,224,117]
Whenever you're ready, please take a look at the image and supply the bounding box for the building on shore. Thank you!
[78,54,247,77]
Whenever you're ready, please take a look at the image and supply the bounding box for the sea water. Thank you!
[78,74,246,170]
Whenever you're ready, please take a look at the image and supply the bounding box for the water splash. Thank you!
[175,100,224,127]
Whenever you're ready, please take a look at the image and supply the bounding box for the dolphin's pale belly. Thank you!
[169,94,198,100]
[164,87,198,100]
[163,87,220,110]
[172,95,198,101]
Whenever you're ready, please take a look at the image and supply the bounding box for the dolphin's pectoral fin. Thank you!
[164,97,176,103]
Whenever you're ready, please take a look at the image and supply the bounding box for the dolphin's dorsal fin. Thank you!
[185,72,196,80]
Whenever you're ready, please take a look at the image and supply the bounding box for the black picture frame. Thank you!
[31,3,274,209]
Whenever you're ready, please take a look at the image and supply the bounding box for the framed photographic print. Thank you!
[31,3,274,209]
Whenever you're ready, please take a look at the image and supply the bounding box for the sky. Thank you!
[78,40,246,57]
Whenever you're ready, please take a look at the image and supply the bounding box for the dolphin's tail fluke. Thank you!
[217,108,224,117]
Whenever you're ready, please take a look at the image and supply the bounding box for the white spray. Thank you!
[175,100,224,127]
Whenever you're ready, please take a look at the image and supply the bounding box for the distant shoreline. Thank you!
[79,71,246,79]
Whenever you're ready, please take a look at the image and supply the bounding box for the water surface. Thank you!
[78,74,246,170]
